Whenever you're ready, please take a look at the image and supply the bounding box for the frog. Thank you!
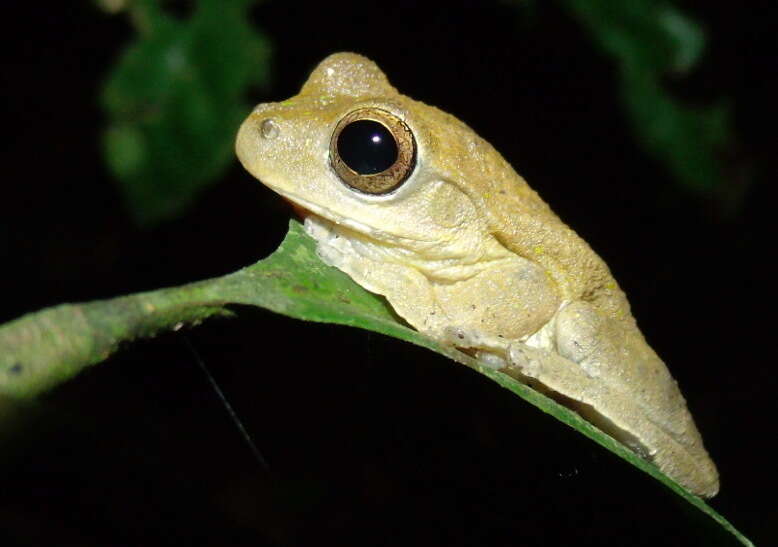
[235,52,719,498]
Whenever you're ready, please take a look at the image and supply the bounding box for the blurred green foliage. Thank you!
[100,0,737,225]
[101,0,271,225]
[561,0,733,197]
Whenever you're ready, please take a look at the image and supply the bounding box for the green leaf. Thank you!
[101,0,271,225]
[560,0,735,198]
[0,220,753,546]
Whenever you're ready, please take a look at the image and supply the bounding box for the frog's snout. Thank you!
[235,111,277,176]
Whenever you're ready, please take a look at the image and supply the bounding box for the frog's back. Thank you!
[408,95,632,321]
[405,84,719,497]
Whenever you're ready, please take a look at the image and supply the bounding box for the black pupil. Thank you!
[337,120,398,175]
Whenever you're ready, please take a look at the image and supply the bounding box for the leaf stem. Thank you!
[0,282,231,399]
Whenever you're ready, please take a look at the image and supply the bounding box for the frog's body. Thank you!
[236,52,719,497]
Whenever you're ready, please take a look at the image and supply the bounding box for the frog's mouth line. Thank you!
[271,186,437,245]
[275,190,380,238]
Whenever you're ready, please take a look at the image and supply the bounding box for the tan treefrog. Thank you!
[235,53,719,498]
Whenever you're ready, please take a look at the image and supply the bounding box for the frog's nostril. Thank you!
[260,118,279,140]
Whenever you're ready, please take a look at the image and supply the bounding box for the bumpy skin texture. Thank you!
[236,53,719,497]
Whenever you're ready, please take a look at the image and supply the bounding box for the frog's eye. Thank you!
[330,108,416,195]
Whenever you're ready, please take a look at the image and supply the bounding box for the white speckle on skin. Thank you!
[509,345,542,378]
[580,360,601,378]
[475,351,505,370]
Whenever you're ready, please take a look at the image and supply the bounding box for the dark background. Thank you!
[1,1,775,546]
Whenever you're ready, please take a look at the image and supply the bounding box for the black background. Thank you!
[1,2,775,546]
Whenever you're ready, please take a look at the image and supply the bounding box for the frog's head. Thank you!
[236,52,515,254]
